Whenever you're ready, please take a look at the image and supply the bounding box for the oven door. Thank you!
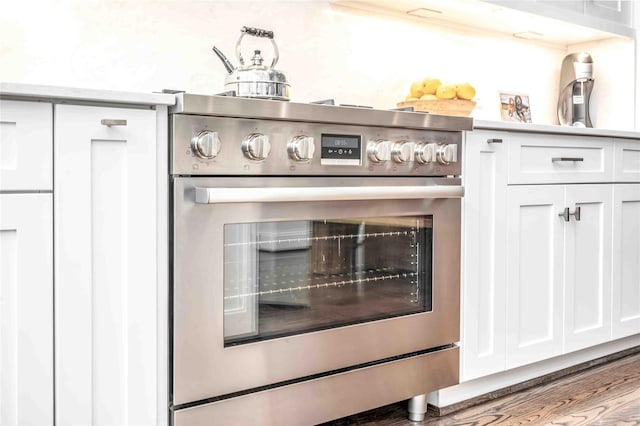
[172,177,461,406]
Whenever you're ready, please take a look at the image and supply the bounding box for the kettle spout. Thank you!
[212,46,234,74]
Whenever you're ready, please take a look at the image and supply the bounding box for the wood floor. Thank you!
[321,351,640,426]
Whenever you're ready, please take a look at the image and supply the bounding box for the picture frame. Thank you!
[499,92,532,123]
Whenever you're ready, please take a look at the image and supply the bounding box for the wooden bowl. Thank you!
[396,99,476,116]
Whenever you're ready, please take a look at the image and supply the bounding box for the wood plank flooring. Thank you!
[321,351,640,425]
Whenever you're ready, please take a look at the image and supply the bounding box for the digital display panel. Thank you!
[320,134,361,165]
[322,135,360,149]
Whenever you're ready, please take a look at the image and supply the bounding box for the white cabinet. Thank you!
[506,185,565,368]
[0,97,53,426]
[614,139,640,182]
[535,0,632,26]
[538,0,584,13]
[54,104,159,426]
[584,0,632,26]
[0,194,53,426]
[563,185,612,353]
[486,0,633,30]
[460,131,508,381]
[463,129,619,375]
[612,184,640,339]
[0,100,52,191]
[506,133,613,185]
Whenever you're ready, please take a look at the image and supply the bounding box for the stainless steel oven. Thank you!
[169,94,471,425]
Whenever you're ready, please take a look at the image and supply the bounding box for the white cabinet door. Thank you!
[461,132,508,381]
[506,186,564,369]
[0,194,53,426]
[585,0,632,26]
[54,105,157,426]
[563,185,612,352]
[612,184,640,338]
[0,100,52,191]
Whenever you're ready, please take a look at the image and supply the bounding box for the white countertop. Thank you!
[474,119,640,140]
[0,82,176,106]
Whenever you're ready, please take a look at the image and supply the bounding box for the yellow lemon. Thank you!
[419,94,438,100]
[410,81,424,98]
[456,83,476,100]
[435,84,456,100]
[421,78,442,95]
[405,95,419,101]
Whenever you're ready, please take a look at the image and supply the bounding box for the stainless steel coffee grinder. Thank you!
[557,52,594,127]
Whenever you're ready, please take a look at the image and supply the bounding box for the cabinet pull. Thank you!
[558,206,581,222]
[559,207,570,222]
[101,119,127,126]
[570,206,581,221]
[551,157,583,162]
[487,138,503,144]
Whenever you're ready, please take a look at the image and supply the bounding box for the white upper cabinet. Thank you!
[538,0,584,13]
[584,0,632,26]
[329,0,635,45]
[0,100,52,191]
[485,0,634,33]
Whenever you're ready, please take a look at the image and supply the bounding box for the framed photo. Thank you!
[499,92,532,123]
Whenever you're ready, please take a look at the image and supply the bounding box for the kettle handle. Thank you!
[236,26,279,68]
[241,26,274,39]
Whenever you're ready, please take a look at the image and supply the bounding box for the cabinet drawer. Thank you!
[614,139,640,182]
[0,100,53,191]
[507,133,613,184]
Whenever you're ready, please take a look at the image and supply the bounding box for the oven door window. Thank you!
[223,216,433,346]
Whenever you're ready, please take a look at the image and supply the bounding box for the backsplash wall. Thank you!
[0,0,635,129]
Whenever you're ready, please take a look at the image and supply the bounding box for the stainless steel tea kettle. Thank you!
[212,26,290,101]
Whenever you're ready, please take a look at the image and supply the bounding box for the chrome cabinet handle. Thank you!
[194,185,464,204]
[487,138,503,144]
[101,119,127,126]
[558,206,581,222]
[559,207,570,222]
[570,206,581,221]
[552,157,583,162]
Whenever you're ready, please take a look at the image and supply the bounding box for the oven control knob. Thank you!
[391,141,413,163]
[367,140,391,163]
[288,136,315,162]
[242,133,271,161]
[436,144,458,165]
[191,130,221,160]
[415,142,436,164]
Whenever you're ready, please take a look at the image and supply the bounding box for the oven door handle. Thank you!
[194,185,464,204]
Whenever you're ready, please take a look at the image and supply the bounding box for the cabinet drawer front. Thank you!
[614,139,640,182]
[0,100,53,191]
[507,133,613,184]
